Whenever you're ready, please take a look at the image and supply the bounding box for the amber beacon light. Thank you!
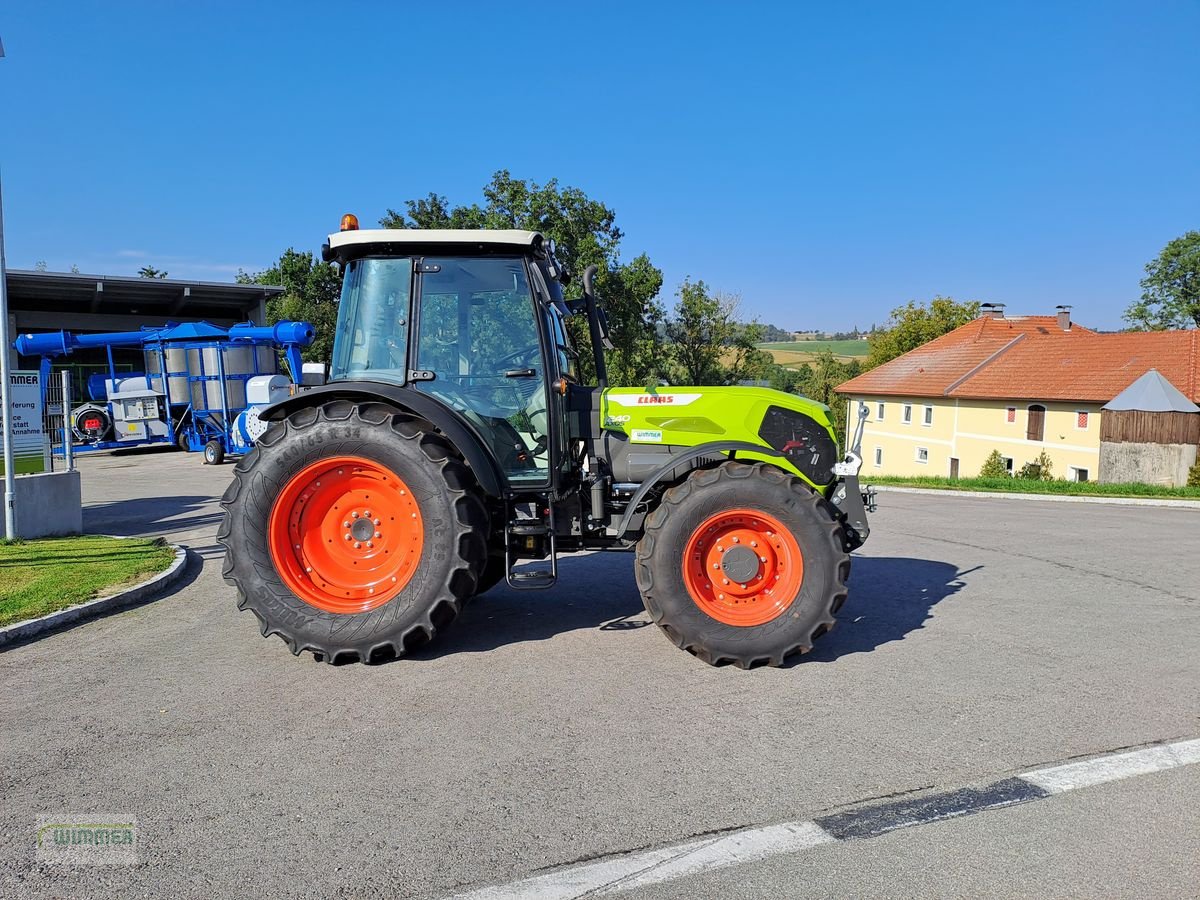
[340,213,360,231]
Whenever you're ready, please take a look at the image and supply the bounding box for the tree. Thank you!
[382,170,665,385]
[238,249,342,363]
[665,279,739,384]
[1124,231,1200,330]
[979,450,1009,478]
[34,260,47,272]
[865,296,982,369]
[138,265,168,279]
[726,321,777,384]
[759,323,794,343]
[793,350,861,442]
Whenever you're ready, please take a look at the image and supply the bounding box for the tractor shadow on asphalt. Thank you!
[422,552,650,658]
[419,553,974,663]
[803,557,976,664]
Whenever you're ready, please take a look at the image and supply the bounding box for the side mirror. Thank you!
[597,309,615,351]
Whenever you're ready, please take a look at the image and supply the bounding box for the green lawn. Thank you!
[756,339,870,357]
[868,475,1200,500]
[0,535,177,627]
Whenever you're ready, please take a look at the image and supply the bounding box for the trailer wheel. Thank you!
[203,440,225,465]
[634,462,850,668]
[218,400,488,664]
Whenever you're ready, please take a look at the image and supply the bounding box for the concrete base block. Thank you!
[1099,442,1197,487]
[13,470,83,538]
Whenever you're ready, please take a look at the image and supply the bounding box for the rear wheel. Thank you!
[203,440,225,465]
[635,462,849,668]
[218,400,488,664]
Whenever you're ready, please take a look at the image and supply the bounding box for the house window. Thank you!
[1076,410,1089,430]
[877,402,885,420]
[923,405,933,426]
[874,447,882,467]
[902,403,913,424]
[1071,466,1089,483]
[1006,407,1016,424]
[1003,456,1014,474]
[1027,404,1046,441]
[915,447,929,464]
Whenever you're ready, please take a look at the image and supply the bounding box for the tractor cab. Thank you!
[323,224,576,491]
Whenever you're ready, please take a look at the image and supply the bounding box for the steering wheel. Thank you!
[493,345,540,370]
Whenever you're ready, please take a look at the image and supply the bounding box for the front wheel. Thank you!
[635,462,850,668]
[218,400,488,664]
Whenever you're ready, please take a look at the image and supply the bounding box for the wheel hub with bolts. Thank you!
[348,514,378,544]
[682,508,805,627]
[267,456,424,614]
[719,544,761,584]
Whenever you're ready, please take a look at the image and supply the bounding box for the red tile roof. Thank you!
[837,316,1200,403]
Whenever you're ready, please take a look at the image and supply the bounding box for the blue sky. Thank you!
[2,1,1197,331]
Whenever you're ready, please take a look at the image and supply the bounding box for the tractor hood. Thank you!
[600,386,841,487]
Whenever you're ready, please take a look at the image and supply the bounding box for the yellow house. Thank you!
[843,395,1102,480]
[836,308,1200,482]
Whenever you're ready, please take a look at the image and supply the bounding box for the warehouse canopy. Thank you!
[6,269,282,333]
[1103,369,1200,413]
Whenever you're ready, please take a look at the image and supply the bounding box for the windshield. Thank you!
[329,257,413,385]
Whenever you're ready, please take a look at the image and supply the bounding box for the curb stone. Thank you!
[873,484,1200,509]
[0,538,190,649]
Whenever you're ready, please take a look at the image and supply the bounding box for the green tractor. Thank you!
[219,221,875,668]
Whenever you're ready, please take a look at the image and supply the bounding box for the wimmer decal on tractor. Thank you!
[219,220,876,668]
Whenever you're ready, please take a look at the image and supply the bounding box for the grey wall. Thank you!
[1099,441,1198,487]
[14,470,83,538]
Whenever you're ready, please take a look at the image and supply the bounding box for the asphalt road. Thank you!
[2,448,1198,898]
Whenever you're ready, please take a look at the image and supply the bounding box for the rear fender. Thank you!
[260,383,504,497]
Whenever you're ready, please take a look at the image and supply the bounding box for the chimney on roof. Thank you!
[1055,304,1072,331]
[980,302,1005,319]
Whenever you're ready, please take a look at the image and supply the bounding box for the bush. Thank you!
[979,450,1009,479]
[1189,458,1200,488]
[1017,450,1054,481]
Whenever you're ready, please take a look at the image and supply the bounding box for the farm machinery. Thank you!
[15,320,314,464]
[220,220,875,668]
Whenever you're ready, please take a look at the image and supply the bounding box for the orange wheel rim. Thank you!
[681,508,803,627]
[268,456,423,614]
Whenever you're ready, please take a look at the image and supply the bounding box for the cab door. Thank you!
[411,256,552,486]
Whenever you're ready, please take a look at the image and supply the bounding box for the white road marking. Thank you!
[450,738,1200,900]
[1021,738,1200,794]
[448,822,834,900]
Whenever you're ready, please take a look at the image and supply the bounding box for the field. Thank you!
[756,339,869,367]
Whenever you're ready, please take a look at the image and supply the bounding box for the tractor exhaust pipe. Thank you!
[582,265,608,390]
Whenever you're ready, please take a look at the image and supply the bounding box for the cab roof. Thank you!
[327,228,544,253]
